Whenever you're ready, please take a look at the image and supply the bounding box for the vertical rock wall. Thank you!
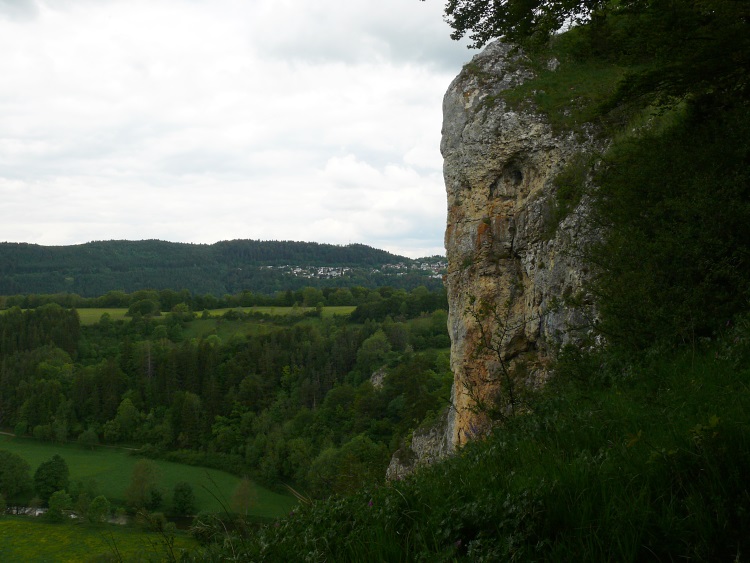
[442,41,597,450]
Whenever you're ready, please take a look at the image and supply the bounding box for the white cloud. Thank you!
[0,0,475,258]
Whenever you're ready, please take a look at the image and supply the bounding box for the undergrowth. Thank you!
[187,319,750,561]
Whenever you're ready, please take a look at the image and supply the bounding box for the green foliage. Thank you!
[0,450,32,499]
[171,481,196,516]
[545,152,595,235]
[0,239,443,297]
[444,0,750,113]
[502,47,628,130]
[126,298,161,318]
[589,104,750,350]
[86,494,110,524]
[0,284,451,504]
[77,427,99,450]
[0,436,293,517]
[201,336,750,560]
[307,435,389,498]
[0,305,79,357]
[356,329,392,376]
[13,421,27,438]
[44,489,72,522]
[230,477,257,516]
[33,454,69,505]
[124,459,162,511]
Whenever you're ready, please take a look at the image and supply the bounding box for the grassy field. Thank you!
[73,305,355,326]
[0,518,199,562]
[0,436,296,518]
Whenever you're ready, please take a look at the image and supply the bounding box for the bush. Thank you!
[171,482,196,516]
[44,490,72,522]
[87,495,110,524]
[13,421,27,437]
[0,451,31,499]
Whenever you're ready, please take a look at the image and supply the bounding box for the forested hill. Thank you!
[0,239,446,297]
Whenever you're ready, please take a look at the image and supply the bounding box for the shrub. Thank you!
[87,495,110,525]
[44,490,72,523]
[172,482,196,516]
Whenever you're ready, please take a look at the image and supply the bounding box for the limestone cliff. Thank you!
[387,41,598,478]
[443,41,598,450]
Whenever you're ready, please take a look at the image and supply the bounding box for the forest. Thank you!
[0,285,451,500]
[0,239,445,296]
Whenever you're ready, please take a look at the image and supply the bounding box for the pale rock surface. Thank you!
[388,40,599,477]
[443,41,598,450]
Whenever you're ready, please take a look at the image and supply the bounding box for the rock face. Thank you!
[386,407,452,481]
[442,41,598,451]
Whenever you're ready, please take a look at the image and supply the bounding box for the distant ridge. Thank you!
[0,239,445,297]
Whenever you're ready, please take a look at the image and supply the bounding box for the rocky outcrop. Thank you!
[387,41,599,478]
[442,41,598,451]
[386,406,453,480]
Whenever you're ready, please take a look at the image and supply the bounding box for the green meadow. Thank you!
[207,305,356,318]
[0,436,296,518]
[74,308,130,324]
[73,305,355,326]
[0,518,198,562]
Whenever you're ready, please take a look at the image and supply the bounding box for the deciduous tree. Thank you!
[124,459,162,510]
[33,454,69,505]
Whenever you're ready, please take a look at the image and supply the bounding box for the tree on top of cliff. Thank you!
[441,0,600,47]
[438,0,749,109]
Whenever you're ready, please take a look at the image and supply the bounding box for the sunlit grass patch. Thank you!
[0,518,198,562]
[75,308,130,325]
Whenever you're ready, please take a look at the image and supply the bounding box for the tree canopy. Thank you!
[33,454,70,505]
[441,0,749,110]
[0,450,31,499]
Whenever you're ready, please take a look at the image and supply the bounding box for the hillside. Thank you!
[0,239,446,296]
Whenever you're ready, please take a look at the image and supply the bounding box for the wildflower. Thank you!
[368,500,373,508]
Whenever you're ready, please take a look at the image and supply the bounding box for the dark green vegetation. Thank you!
[0,239,445,296]
[0,286,451,501]
[173,1,750,560]
[203,329,750,561]
[445,0,749,116]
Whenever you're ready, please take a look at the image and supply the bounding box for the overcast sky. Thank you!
[0,0,476,258]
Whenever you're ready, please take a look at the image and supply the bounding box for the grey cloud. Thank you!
[248,0,475,70]
[0,0,38,21]
[0,0,454,256]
